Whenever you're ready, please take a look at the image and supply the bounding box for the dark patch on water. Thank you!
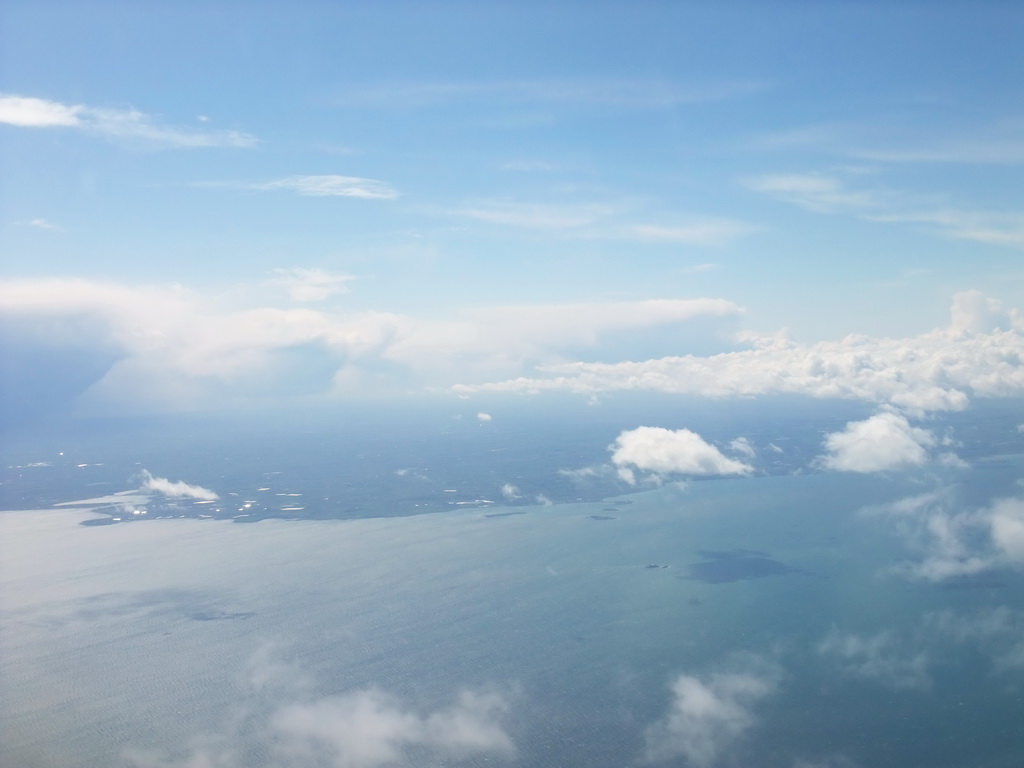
[685,549,799,584]
[590,514,617,521]
[484,511,528,518]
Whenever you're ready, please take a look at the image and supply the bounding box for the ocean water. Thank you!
[2,399,1023,768]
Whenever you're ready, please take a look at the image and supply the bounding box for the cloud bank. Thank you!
[456,291,1024,414]
[2,278,1022,423]
[0,93,256,148]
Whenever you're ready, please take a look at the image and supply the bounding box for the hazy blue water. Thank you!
[2,401,1024,768]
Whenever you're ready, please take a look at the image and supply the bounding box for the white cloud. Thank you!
[138,470,218,501]
[476,412,492,422]
[817,627,931,691]
[610,427,752,483]
[643,665,776,767]
[269,268,355,302]
[0,94,82,126]
[251,175,398,199]
[0,93,256,148]
[456,292,1024,414]
[817,412,939,473]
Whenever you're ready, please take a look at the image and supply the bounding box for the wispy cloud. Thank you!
[818,627,931,691]
[451,198,750,245]
[334,77,766,109]
[138,469,218,501]
[643,657,779,767]
[26,218,63,231]
[249,175,399,199]
[268,268,355,302]
[743,173,883,213]
[454,200,612,229]
[852,118,1024,165]
[0,93,257,148]
[746,169,1024,248]
[864,489,1024,582]
[755,117,1024,165]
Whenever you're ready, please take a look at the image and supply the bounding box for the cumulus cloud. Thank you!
[643,663,777,766]
[865,491,1024,581]
[817,412,939,473]
[456,291,1024,414]
[610,427,752,484]
[139,470,218,501]
[817,627,931,691]
[476,412,492,422]
[0,93,256,148]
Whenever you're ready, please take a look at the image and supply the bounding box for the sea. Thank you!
[2,395,1023,768]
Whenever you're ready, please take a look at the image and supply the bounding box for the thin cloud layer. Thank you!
[746,169,1024,248]
[610,427,752,484]
[0,93,257,148]
[864,491,1024,582]
[123,647,515,768]
[451,198,750,245]
[271,689,515,768]
[269,268,356,302]
[643,664,777,767]
[817,628,931,691]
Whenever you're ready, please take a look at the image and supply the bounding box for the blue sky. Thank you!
[1,1,1023,419]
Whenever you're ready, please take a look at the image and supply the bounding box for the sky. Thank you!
[1,0,1023,422]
